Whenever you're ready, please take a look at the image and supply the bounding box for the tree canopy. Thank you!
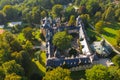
[86,65,110,80]
[43,67,72,80]
[52,31,72,51]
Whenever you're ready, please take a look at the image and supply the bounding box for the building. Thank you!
[91,39,112,57]
[0,25,4,28]
[8,21,22,27]
[41,16,112,71]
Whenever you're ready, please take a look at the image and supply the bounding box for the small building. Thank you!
[0,25,4,28]
[8,21,22,27]
[91,39,112,57]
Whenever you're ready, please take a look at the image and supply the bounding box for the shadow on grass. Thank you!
[102,30,116,38]
[25,59,45,80]
[104,22,120,30]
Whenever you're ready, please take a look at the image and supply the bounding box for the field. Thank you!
[102,23,120,46]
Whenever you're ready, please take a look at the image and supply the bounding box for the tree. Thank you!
[94,11,102,22]
[31,7,41,24]
[4,73,22,80]
[65,6,76,21]
[78,5,87,14]
[102,6,114,21]
[52,31,72,51]
[80,14,90,27]
[116,30,120,46]
[0,67,5,80]
[10,40,22,52]
[0,11,6,24]
[11,52,23,65]
[2,60,24,76]
[86,65,110,80]
[69,48,77,56]
[108,66,120,80]
[112,55,120,67]
[41,10,47,18]
[74,0,81,6]
[2,5,19,21]
[3,31,15,43]
[95,21,104,33]
[68,15,76,26]
[52,4,64,18]
[115,9,120,21]
[23,40,33,54]
[86,0,101,15]
[22,27,34,41]
[19,50,31,74]
[43,67,72,80]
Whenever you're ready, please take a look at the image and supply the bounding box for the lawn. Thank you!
[71,70,86,80]
[102,22,120,46]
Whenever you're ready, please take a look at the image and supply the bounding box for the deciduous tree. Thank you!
[52,4,63,18]
[68,15,76,26]
[52,31,72,51]
[2,60,24,76]
[43,67,72,80]
[112,55,120,67]
[86,65,110,80]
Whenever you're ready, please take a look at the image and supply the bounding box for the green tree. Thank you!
[41,10,47,18]
[2,5,19,21]
[3,31,15,43]
[52,4,63,18]
[22,27,34,41]
[112,55,120,67]
[0,67,5,80]
[4,73,22,80]
[102,6,114,21]
[31,7,41,24]
[10,40,22,52]
[0,11,6,24]
[86,0,101,15]
[43,67,72,80]
[74,0,81,6]
[78,5,87,14]
[2,60,24,76]
[65,6,76,21]
[11,52,23,65]
[69,48,77,56]
[108,66,120,80]
[116,30,120,46]
[68,15,76,26]
[80,14,90,27]
[115,9,120,21]
[95,11,102,22]
[52,31,72,51]
[95,21,104,33]
[86,65,110,80]
[23,40,33,54]
[19,50,31,74]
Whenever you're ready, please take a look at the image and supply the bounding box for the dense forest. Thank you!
[0,0,120,80]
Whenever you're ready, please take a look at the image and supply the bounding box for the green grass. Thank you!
[71,70,86,80]
[102,22,120,46]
